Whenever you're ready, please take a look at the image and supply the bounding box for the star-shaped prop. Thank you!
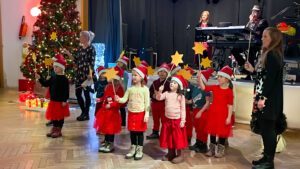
[119,50,125,59]
[184,64,189,68]
[177,69,193,81]
[104,68,118,82]
[171,51,183,66]
[147,66,155,76]
[192,42,206,55]
[200,57,212,69]
[50,32,57,40]
[45,58,54,66]
[133,56,141,67]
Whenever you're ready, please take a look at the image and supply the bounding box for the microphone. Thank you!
[186,24,191,30]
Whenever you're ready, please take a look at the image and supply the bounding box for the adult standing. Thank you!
[244,27,284,169]
[64,31,96,121]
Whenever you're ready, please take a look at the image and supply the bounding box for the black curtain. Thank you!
[121,0,295,65]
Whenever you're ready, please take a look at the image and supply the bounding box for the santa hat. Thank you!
[117,56,129,66]
[168,63,181,75]
[184,67,195,75]
[157,62,170,73]
[52,53,64,61]
[114,66,124,80]
[140,60,149,67]
[171,75,188,90]
[200,68,214,84]
[252,5,260,11]
[53,57,66,70]
[96,66,106,76]
[217,66,232,80]
[133,66,148,84]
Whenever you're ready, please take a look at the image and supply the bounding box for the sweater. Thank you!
[39,75,69,102]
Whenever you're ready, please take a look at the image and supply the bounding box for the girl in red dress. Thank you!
[94,67,124,153]
[156,75,188,164]
[198,66,234,158]
[35,54,70,138]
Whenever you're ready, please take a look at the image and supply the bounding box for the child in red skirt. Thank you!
[189,68,214,153]
[147,63,170,139]
[35,54,70,138]
[115,66,150,160]
[198,66,234,158]
[156,75,188,164]
[94,67,124,153]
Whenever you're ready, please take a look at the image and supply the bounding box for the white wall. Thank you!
[0,0,81,88]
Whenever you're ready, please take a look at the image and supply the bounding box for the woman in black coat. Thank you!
[245,27,284,169]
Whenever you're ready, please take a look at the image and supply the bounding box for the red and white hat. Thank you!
[140,60,149,67]
[53,57,66,70]
[184,67,195,75]
[157,62,170,73]
[168,63,181,75]
[200,68,214,84]
[96,66,106,76]
[133,66,148,84]
[52,53,64,61]
[117,56,129,66]
[114,66,124,80]
[217,66,232,80]
[171,75,188,90]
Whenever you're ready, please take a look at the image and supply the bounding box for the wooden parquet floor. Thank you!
[0,89,300,169]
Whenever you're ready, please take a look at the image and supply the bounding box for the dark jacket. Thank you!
[253,50,283,120]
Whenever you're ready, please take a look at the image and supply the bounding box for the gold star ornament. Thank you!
[104,68,119,82]
[171,51,184,66]
[50,32,57,40]
[133,56,141,67]
[32,53,37,63]
[147,66,155,76]
[177,69,193,81]
[200,57,212,69]
[192,42,206,55]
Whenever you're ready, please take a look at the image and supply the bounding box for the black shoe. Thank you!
[45,121,53,127]
[198,142,208,153]
[77,114,89,121]
[146,131,159,139]
[252,155,274,169]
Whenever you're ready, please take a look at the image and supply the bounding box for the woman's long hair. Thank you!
[199,11,210,23]
[261,27,283,68]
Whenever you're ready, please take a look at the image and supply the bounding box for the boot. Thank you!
[98,141,108,152]
[146,130,159,139]
[46,127,56,137]
[134,145,143,160]
[125,145,136,159]
[205,143,216,157]
[162,148,176,161]
[51,127,62,138]
[77,109,90,121]
[215,144,225,158]
[45,121,53,127]
[252,154,274,169]
[198,141,208,153]
[103,142,114,153]
[189,140,201,152]
[172,149,184,164]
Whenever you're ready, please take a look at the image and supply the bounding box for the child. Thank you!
[35,55,70,138]
[156,75,188,164]
[94,67,124,153]
[116,56,129,127]
[147,63,170,139]
[198,66,234,158]
[115,66,150,160]
[189,68,214,153]
[183,67,195,145]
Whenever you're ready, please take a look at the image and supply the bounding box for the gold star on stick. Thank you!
[50,32,57,40]
[171,51,183,66]
[192,42,206,55]
[200,57,212,69]
[45,58,54,66]
[184,64,189,68]
[133,56,141,67]
[147,66,155,76]
[119,50,125,59]
[104,68,118,82]
[177,69,193,81]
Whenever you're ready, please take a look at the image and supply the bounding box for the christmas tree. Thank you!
[20,0,81,82]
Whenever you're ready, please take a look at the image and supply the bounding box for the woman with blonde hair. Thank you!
[245,27,284,169]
